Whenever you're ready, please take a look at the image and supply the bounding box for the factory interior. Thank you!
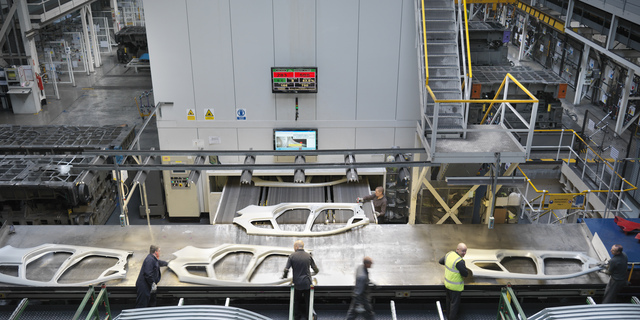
[0,0,640,319]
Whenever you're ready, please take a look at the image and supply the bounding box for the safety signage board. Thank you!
[205,109,214,120]
[236,108,246,120]
[187,109,195,120]
[545,194,585,209]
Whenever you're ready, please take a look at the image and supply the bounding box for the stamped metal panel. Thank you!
[0,244,132,286]
[168,244,294,286]
[234,203,369,236]
[464,248,603,280]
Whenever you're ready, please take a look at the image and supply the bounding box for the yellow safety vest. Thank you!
[444,251,464,291]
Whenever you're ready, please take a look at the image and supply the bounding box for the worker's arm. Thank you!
[379,198,387,216]
[456,260,469,277]
[282,257,292,278]
[438,255,446,265]
[310,257,319,275]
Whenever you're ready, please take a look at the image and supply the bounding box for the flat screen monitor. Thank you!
[271,67,317,93]
[274,129,317,150]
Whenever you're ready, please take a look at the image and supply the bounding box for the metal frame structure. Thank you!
[520,129,637,222]
[234,203,369,236]
[115,305,272,320]
[0,244,132,286]
[168,244,294,286]
[464,248,603,280]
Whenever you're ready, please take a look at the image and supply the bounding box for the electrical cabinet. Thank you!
[162,155,201,218]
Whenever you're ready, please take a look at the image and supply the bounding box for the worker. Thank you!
[357,186,387,221]
[345,256,375,320]
[602,244,628,304]
[282,240,319,320]
[135,245,169,308]
[439,243,469,320]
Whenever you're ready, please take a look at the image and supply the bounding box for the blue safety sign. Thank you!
[236,108,246,120]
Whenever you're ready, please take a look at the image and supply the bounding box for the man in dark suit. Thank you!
[135,245,169,308]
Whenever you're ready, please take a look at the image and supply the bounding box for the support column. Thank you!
[606,14,618,51]
[518,15,529,61]
[409,161,428,225]
[573,44,591,105]
[565,0,575,30]
[81,6,95,73]
[112,0,122,32]
[615,69,635,135]
[87,5,101,68]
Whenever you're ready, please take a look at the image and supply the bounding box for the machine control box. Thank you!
[170,176,190,189]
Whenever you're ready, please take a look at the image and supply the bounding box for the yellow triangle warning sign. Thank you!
[205,109,214,120]
[188,110,194,116]
[187,109,195,120]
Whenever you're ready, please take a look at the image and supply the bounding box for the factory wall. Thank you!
[144,0,420,163]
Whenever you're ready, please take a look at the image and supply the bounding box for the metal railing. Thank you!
[497,285,527,320]
[421,72,539,159]
[516,129,637,223]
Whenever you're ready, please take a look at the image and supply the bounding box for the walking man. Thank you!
[345,256,375,320]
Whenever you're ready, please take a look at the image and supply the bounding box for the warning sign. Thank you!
[187,109,196,120]
[205,109,214,120]
[545,194,586,209]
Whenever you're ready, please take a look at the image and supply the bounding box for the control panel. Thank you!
[170,176,190,189]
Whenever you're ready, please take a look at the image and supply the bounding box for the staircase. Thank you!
[417,0,465,139]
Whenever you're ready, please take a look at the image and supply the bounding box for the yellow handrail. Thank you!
[421,0,429,86]
[462,0,472,79]
[515,129,638,194]
[479,73,539,123]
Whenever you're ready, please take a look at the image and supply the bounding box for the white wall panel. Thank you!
[356,0,403,121]
[230,1,276,121]
[157,127,199,150]
[198,127,240,163]
[316,0,358,121]
[273,1,317,121]
[237,128,274,161]
[187,0,236,121]
[144,0,196,124]
[396,0,420,121]
[394,127,417,148]
[356,127,395,162]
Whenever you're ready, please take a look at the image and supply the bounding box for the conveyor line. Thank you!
[0,223,607,290]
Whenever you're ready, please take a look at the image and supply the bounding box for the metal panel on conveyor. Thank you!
[265,186,326,224]
[0,224,608,288]
[215,177,262,224]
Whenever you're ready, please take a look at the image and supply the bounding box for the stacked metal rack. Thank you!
[0,125,135,225]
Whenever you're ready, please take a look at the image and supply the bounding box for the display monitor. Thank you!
[271,67,317,93]
[274,129,317,150]
[5,69,17,81]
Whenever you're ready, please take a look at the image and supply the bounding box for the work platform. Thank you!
[428,125,526,164]
[0,223,606,291]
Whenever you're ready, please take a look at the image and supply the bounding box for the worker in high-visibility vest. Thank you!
[438,243,469,320]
